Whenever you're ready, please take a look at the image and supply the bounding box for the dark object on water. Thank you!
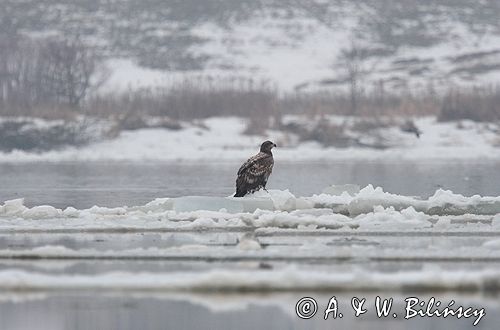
[234,140,276,197]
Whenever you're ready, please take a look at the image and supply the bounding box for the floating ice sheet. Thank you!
[173,196,243,213]
[307,185,500,216]
[0,185,499,232]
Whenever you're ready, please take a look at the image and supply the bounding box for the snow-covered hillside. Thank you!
[6,0,500,92]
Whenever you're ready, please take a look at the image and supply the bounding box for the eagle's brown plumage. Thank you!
[234,141,276,197]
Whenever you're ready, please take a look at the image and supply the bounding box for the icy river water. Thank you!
[0,160,499,330]
[1,160,499,208]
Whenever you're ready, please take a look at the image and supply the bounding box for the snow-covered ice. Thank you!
[1,184,499,293]
[1,185,499,232]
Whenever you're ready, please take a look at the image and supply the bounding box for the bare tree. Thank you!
[0,34,108,115]
[0,34,42,113]
[338,40,368,115]
[0,34,16,109]
[40,37,107,109]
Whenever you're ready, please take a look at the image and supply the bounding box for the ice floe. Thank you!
[307,185,500,216]
[0,185,499,233]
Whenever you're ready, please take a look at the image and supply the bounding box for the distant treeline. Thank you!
[1,35,499,127]
[89,83,500,135]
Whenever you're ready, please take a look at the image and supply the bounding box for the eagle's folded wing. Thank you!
[235,151,274,197]
[245,160,271,177]
[237,153,266,176]
[238,153,272,182]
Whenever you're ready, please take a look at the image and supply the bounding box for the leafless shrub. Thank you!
[0,118,105,152]
[350,118,393,132]
[281,117,353,147]
[40,37,108,108]
[88,79,279,133]
[278,84,440,119]
[307,120,352,147]
[1,35,496,129]
[400,119,422,138]
[117,113,182,131]
[0,34,107,116]
[162,79,277,120]
[337,40,370,115]
[439,87,500,122]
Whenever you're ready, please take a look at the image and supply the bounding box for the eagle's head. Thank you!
[260,140,276,154]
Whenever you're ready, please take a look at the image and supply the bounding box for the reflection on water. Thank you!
[0,293,497,330]
[0,160,499,208]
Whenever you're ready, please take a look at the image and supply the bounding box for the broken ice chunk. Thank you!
[132,198,174,212]
[252,189,297,211]
[22,205,62,219]
[1,198,27,216]
[347,185,424,216]
[88,206,127,215]
[63,207,80,218]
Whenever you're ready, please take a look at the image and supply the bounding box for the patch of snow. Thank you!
[88,206,127,216]
[0,199,27,217]
[0,116,498,162]
[308,184,500,216]
[101,59,169,93]
[22,206,62,219]
[356,206,431,230]
[98,6,500,94]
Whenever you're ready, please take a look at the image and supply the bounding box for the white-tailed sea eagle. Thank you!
[234,140,276,197]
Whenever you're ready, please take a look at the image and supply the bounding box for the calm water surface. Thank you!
[0,160,498,208]
[0,293,497,330]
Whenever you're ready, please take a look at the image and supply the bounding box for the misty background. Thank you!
[0,0,499,154]
[1,3,500,330]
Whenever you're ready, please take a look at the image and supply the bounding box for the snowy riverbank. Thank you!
[0,116,499,162]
